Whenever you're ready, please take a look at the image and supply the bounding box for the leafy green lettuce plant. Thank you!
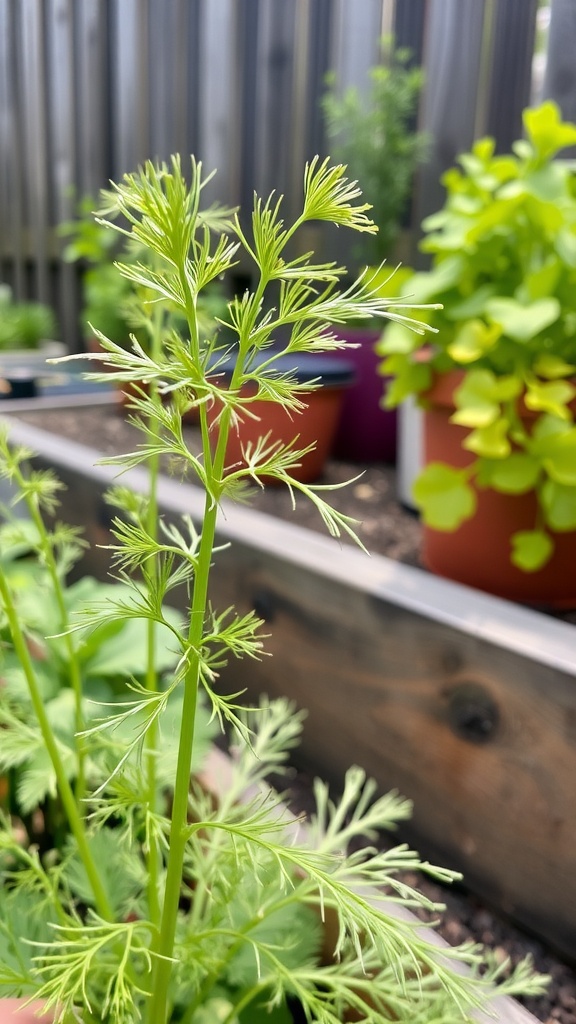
[377,100,576,571]
[0,157,548,1022]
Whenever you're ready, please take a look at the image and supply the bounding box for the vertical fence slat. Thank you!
[19,0,51,301]
[330,0,384,97]
[236,0,260,228]
[411,0,490,255]
[484,0,539,151]
[322,0,386,267]
[76,0,110,195]
[304,0,333,161]
[290,0,311,210]
[543,0,576,146]
[200,0,236,205]
[148,0,190,162]
[111,0,150,176]
[46,0,81,348]
[0,1,21,286]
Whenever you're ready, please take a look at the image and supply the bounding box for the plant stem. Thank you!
[0,570,112,921]
[144,306,165,930]
[146,263,240,1018]
[146,480,220,1023]
[145,266,213,1022]
[13,465,87,802]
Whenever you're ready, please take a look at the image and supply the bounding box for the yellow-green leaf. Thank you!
[452,369,503,428]
[463,418,511,459]
[480,453,541,493]
[377,320,422,356]
[511,529,554,572]
[541,479,576,531]
[413,463,476,530]
[523,101,576,161]
[524,379,576,419]
[533,353,576,380]
[485,297,560,342]
[447,320,501,363]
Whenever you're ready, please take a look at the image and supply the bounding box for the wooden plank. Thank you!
[3,415,576,959]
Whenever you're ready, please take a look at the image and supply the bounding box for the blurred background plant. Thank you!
[322,37,428,269]
[58,195,144,350]
[0,286,58,352]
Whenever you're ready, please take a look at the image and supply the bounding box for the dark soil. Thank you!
[6,402,576,1023]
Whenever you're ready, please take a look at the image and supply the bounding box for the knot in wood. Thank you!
[252,588,275,623]
[446,682,499,744]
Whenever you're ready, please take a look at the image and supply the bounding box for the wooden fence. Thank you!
[0,0,559,351]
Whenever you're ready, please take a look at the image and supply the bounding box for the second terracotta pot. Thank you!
[421,370,576,607]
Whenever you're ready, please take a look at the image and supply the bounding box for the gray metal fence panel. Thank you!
[0,0,548,350]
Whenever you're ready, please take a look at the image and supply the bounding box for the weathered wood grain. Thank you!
[4,415,576,960]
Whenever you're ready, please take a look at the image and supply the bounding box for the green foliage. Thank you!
[0,156,549,1022]
[59,195,142,347]
[0,512,214,827]
[59,194,227,351]
[0,286,58,351]
[413,463,476,530]
[322,38,428,265]
[377,100,576,570]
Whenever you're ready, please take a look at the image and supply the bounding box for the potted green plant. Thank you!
[0,156,547,1022]
[377,100,576,606]
[0,287,61,399]
[321,38,428,463]
[0,288,58,354]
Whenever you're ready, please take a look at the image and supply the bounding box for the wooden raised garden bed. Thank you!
[2,406,575,965]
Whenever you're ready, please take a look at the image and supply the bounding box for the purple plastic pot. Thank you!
[326,327,397,464]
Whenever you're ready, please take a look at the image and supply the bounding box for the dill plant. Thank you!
[0,157,548,1023]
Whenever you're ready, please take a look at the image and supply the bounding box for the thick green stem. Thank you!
[144,308,165,929]
[144,440,161,928]
[146,484,220,1023]
[0,571,112,921]
[146,276,271,1019]
[145,273,212,1022]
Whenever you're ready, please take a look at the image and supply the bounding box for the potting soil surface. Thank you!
[6,402,576,1023]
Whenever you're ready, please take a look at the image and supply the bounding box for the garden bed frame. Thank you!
[3,408,576,966]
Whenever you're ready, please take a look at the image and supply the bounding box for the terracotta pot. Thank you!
[208,353,355,484]
[421,369,576,607]
[325,327,397,464]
